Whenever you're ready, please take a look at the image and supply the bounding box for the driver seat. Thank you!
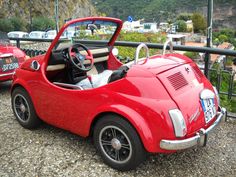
[76,65,129,89]
[76,70,113,89]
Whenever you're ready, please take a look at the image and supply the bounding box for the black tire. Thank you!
[11,87,42,129]
[93,115,147,171]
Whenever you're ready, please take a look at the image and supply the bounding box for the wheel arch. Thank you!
[11,83,28,95]
[89,106,156,153]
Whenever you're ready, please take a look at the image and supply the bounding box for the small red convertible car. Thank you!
[0,32,28,82]
[11,17,226,171]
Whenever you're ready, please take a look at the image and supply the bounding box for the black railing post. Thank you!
[205,0,213,78]
[16,39,20,48]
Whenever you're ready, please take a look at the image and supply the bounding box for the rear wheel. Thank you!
[93,115,147,171]
[11,87,41,129]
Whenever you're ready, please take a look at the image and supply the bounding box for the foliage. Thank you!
[213,28,236,47]
[31,17,55,31]
[0,19,14,32]
[9,17,27,31]
[175,20,187,32]
[191,13,207,33]
[177,13,192,21]
[92,0,235,30]
[184,52,199,60]
[116,32,166,59]
[218,34,228,43]
[209,63,236,112]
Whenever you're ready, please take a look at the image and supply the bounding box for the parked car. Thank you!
[29,31,46,39]
[11,17,226,171]
[7,31,29,38]
[0,32,29,82]
[44,30,57,39]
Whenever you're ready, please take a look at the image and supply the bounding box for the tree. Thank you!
[218,34,228,43]
[175,20,187,32]
[32,16,55,31]
[10,17,27,31]
[177,13,192,21]
[191,13,207,33]
[0,19,14,32]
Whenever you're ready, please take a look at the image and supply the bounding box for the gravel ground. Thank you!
[0,81,235,177]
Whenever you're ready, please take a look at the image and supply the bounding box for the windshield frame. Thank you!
[53,18,122,51]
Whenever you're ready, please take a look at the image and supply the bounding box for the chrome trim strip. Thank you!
[160,107,226,150]
[53,82,83,90]
[0,72,14,77]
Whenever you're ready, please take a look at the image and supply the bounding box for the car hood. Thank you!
[0,45,26,59]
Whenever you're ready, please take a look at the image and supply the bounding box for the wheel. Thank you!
[11,87,41,129]
[93,115,147,171]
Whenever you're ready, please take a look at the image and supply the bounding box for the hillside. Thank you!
[0,0,97,26]
[92,0,236,29]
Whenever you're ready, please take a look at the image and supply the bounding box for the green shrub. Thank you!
[32,16,55,31]
[191,13,207,33]
[218,34,228,43]
[184,52,199,60]
[175,20,187,32]
[10,17,27,31]
[116,32,166,59]
[0,19,14,32]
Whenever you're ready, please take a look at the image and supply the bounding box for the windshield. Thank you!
[54,20,118,50]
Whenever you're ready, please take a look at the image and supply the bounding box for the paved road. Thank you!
[0,81,235,177]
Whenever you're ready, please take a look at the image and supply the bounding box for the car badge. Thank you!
[189,107,200,123]
[185,67,190,73]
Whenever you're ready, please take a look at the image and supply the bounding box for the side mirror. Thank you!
[30,60,40,71]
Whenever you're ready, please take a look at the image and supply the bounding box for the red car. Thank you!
[11,17,226,171]
[0,32,28,82]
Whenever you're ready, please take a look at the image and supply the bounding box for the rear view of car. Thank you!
[0,31,28,81]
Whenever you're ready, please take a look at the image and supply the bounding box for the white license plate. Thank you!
[201,98,217,123]
[0,57,19,72]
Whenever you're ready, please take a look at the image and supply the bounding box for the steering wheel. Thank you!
[68,43,94,72]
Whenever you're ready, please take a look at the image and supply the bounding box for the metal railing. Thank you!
[9,37,236,118]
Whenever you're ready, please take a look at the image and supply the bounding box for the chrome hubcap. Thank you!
[111,138,122,150]
[20,104,26,113]
[99,126,132,164]
[13,94,30,122]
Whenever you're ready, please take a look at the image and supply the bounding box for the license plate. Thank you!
[201,98,217,123]
[0,57,19,72]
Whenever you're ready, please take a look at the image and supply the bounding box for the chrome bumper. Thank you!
[0,72,14,77]
[160,107,226,150]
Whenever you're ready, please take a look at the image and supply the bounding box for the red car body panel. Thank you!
[11,17,220,153]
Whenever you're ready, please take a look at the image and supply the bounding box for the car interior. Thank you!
[45,20,130,90]
[45,43,129,90]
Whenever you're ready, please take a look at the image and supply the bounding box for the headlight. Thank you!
[24,55,30,60]
[169,109,187,137]
[213,86,220,105]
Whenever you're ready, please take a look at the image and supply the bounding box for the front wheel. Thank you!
[93,115,147,171]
